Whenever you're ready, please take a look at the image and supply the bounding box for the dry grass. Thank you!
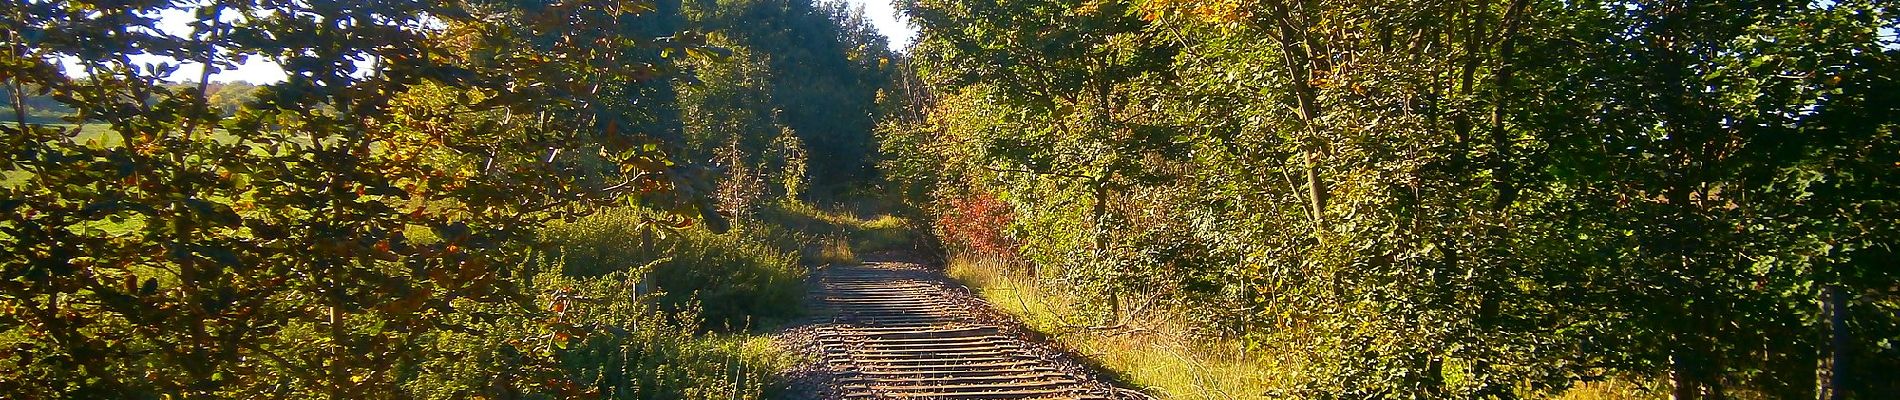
[948,253,1673,400]
[817,234,858,266]
[945,254,1288,399]
[758,201,916,267]
[1547,378,1667,400]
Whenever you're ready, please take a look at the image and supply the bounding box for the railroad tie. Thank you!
[808,262,1118,400]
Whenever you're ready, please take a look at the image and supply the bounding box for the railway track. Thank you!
[792,258,1129,400]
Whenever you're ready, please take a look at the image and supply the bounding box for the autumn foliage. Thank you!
[890,0,1900,397]
[934,193,1017,259]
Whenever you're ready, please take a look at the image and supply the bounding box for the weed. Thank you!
[946,254,1287,400]
[540,208,805,331]
[754,200,916,266]
[817,234,858,266]
[1548,378,1667,400]
[405,267,796,400]
[403,209,803,399]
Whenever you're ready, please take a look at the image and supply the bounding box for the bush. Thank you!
[754,200,920,262]
[645,229,804,331]
[404,267,794,400]
[935,193,1017,259]
[539,208,804,331]
[404,212,800,399]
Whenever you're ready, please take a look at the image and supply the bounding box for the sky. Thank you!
[66,1,919,84]
[843,0,918,50]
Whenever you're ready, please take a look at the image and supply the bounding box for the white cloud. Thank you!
[842,0,918,50]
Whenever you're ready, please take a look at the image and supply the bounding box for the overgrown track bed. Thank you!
[781,255,1134,400]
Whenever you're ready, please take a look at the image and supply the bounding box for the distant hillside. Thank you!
[4,81,261,124]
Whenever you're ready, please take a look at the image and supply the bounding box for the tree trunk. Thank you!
[1091,178,1118,323]
[1672,353,1699,400]
[1473,1,1531,398]
[1303,148,1325,229]
[1819,284,1848,400]
[1651,0,1719,397]
[1267,0,1328,234]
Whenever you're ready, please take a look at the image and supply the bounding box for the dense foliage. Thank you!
[406,208,797,400]
[1,0,893,397]
[4,82,256,123]
[884,0,1899,398]
[935,193,1016,260]
[679,0,901,194]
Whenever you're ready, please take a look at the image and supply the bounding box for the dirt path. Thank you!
[779,253,1139,400]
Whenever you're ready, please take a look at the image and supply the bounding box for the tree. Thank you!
[889,0,1900,398]
[0,0,723,396]
[907,0,1180,321]
[688,0,894,192]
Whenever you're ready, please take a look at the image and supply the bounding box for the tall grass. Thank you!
[753,200,917,266]
[405,265,797,400]
[947,253,1672,400]
[539,208,804,331]
[403,207,802,399]
[1550,379,1667,400]
[816,234,858,266]
[946,254,1289,399]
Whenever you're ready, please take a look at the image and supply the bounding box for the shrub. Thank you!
[403,212,800,399]
[404,266,794,400]
[754,200,920,265]
[540,208,804,331]
[935,192,1017,259]
[645,229,804,331]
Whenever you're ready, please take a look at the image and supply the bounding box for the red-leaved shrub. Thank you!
[935,193,1017,258]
